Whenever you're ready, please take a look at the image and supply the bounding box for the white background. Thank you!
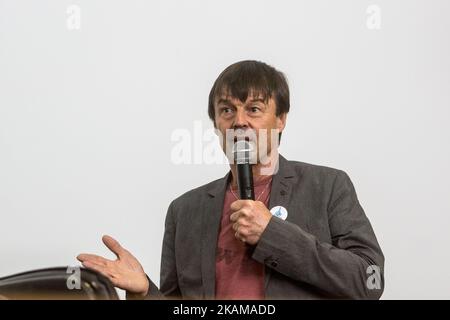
[1,0,449,299]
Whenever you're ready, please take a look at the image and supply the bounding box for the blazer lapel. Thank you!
[264,154,296,290]
[201,172,230,299]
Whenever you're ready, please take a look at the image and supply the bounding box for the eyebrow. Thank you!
[248,98,266,103]
[216,97,266,106]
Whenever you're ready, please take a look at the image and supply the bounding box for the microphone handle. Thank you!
[237,163,255,200]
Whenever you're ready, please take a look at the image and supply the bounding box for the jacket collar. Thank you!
[205,154,295,196]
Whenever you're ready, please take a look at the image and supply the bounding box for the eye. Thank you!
[250,105,260,113]
[220,106,234,116]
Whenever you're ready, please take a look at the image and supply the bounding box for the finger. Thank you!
[230,200,247,212]
[230,211,240,222]
[234,231,245,243]
[238,217,249,226]
[77,253,112,265]
[102,235,125,259]
[231,208,251,222]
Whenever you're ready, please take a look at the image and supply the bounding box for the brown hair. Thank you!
[208,60,290,123]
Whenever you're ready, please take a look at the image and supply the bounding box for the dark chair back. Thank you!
[0,267,118,300]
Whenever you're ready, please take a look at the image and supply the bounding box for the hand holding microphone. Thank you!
[230,139,273,245]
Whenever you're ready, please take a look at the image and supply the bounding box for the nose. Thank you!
[232,108,249,130]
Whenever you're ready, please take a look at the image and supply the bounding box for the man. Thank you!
[77,60,384,299]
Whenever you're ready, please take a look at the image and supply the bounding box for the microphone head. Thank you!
[232,139,255,164]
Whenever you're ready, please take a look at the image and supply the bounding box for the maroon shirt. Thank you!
[215,176,273,300]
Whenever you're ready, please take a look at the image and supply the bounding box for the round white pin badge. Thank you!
[270,206,288,220]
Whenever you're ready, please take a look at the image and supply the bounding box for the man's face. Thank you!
[214,92,286,163]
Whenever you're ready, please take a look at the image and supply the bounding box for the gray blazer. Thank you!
[131,155,384,300]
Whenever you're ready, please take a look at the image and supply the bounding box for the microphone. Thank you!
[233,140,255,200]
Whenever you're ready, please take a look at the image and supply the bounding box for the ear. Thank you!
[276,113,287,133]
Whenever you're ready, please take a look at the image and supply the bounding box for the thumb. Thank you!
[102,235,125,259]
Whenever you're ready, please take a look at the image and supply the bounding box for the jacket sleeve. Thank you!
[127,201,181,300]
[251,170,385,299]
